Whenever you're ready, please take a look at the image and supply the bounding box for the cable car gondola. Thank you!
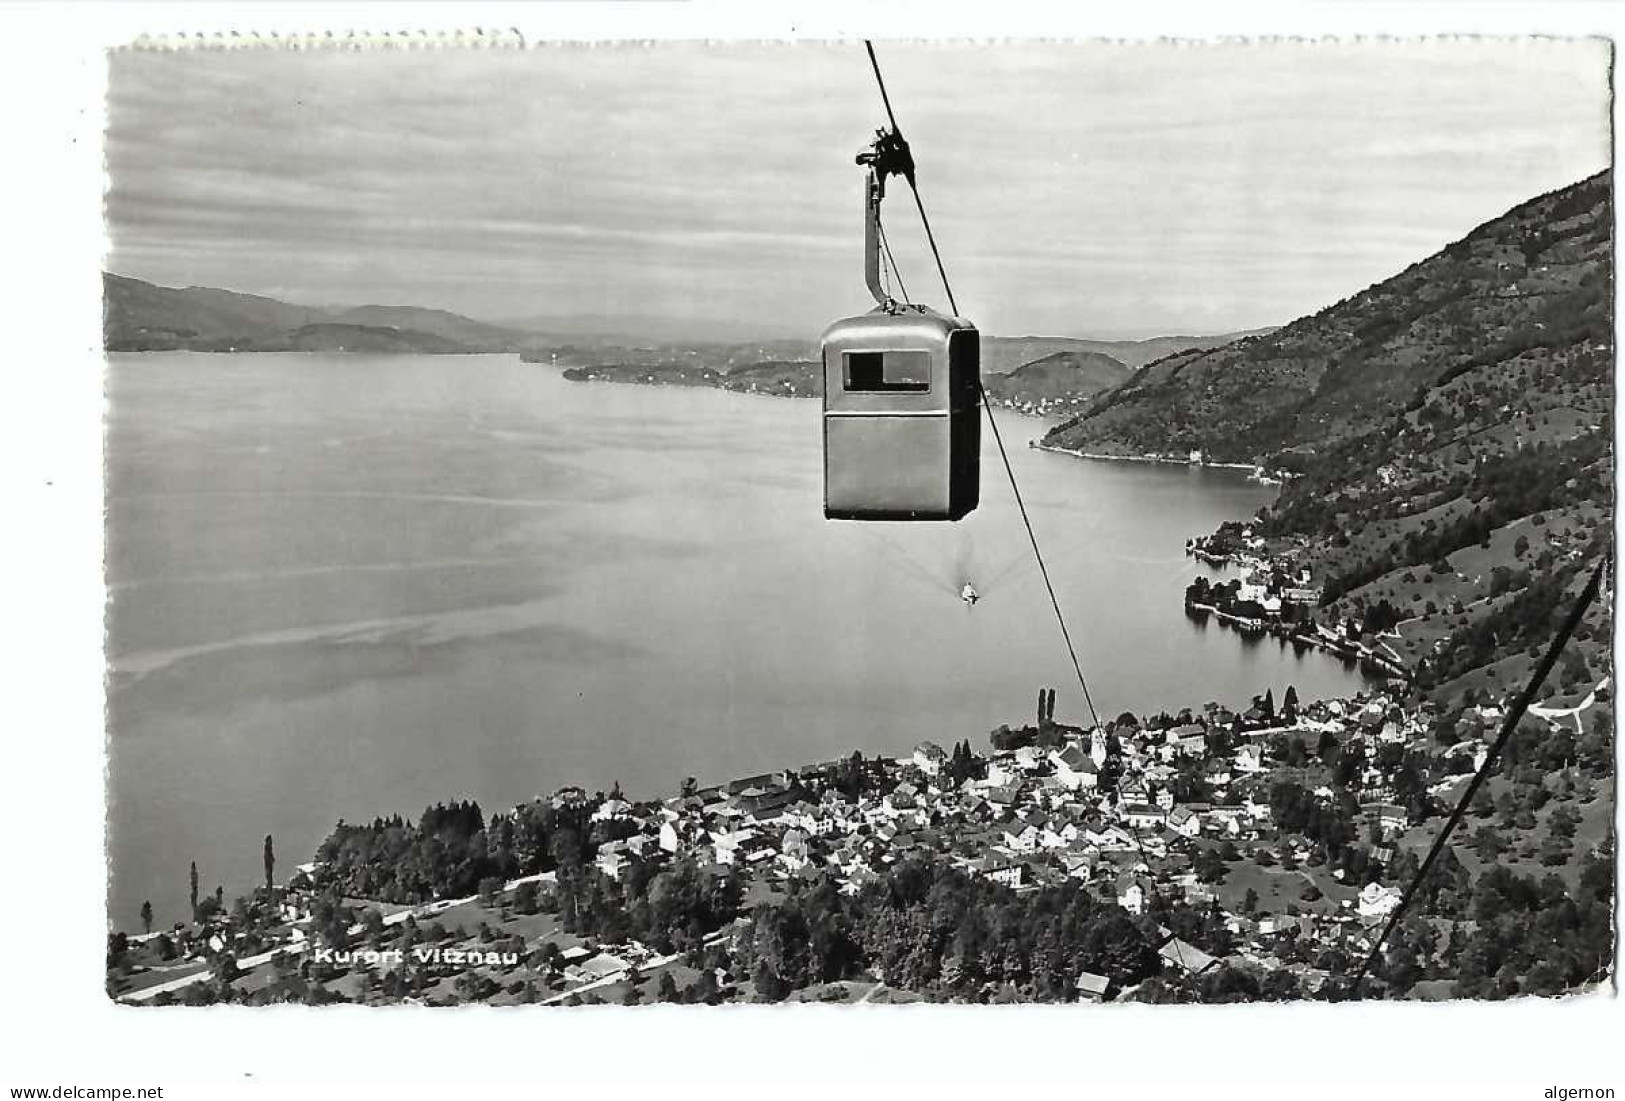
[821,126,980,522]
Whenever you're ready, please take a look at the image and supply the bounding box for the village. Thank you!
[1184,524,1412,679]
[109,674,1545,1006]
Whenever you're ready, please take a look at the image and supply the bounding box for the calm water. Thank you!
[105,353,1367,926]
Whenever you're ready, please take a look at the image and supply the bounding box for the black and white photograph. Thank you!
[94,35,1616,1010]
[4,6,1625,1096]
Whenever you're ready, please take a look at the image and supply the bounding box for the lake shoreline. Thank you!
[105,352,1366,927]
[1035,442,1290,486]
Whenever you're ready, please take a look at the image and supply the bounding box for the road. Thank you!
[1528,675,1610,732]
[117,870,558,1003]
[539,926,733,1006]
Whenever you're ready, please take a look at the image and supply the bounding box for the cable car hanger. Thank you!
[861,41,959,318]
[856,127,918,315]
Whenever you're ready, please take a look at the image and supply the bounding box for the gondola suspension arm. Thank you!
[857,128,914,310]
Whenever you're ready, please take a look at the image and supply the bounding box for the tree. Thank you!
[140,900,153,935]
[680,776,698,799]
[211,952,240,992]
[1282,685,1299,722]
[657,971,680,1003]
[362,908,387,949]
[550,827,583,872]
[1547,804,1580,840]
[1195,848,1229,885]
[1471,826,1506,862]
[753,959,789,1002]
[107,932,130,975]
[1242,888,1260,914]
[688,967,721,1005]
[189,862,200,924]
[263,834,276,898]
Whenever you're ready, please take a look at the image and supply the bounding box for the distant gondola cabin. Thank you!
[821,306,980,521]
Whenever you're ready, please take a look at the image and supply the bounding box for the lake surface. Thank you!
[105,352,1368,926]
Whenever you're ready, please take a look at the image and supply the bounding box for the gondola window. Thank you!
[843,350,931,393]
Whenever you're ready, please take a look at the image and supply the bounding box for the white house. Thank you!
[1051,745,1100,791]
[1357,882,1403,920]
[778,828,812,873]
[978,854,1026,889]
[1121,804,1166,830]
[591,798,633,823]
[884,782,920,816]
[1116,875,1149,915]
[1002,822,1043,854]
[658,820,687,853]
[1042,820,1081,850]
[1087,823,1136,852]
[1158,938,1219,975]
[1075,972,1112,1001]
[1167,806,1202,838]
[596,839,630,881]
[710,827,761,866]
[1362,802,1409,834]
[1062,849,1097,880]
[912,741,947,776]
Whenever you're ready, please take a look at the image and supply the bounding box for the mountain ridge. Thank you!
[984,349,1132,413]
[1044,171,1612,467]
[1052,170,1613,711]
[103,272,1276,366]
[981,330,1276,375]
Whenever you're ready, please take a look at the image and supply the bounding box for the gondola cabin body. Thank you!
[821,306,980,521]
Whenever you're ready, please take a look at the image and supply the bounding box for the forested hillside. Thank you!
[984,349,1131,412]
[1088,172,1613,710]
[1045,171,1611,466]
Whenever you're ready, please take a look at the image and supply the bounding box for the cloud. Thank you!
[105,40,1610,337]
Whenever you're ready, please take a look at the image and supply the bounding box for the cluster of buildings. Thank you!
[1185,529,1411,678]
[129,680,1501,1003]
[576,686,1482,996]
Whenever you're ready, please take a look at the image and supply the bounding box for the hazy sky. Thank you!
[106,39,1610,339]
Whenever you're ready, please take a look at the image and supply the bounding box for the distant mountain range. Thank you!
[981,330,1276,375]
[103,274,531,353]
[983,350,1133,413]
[103,272,1273,378]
